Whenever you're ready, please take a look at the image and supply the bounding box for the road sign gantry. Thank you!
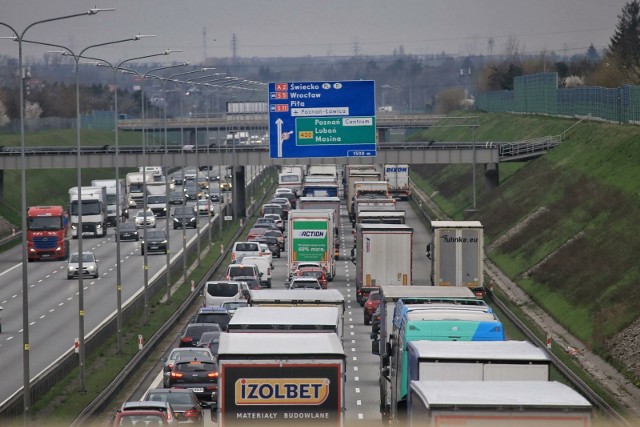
[268,80,376,159]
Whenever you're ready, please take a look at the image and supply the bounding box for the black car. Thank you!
[172,206,197,229]
[183,182,200,200]
[118,222,139,241]
[255,235,281,258]
[141,229,168,255]
[276,191,297,209]
[234,276,262,290]
[170,191,184,205]
[208,188,224,203]
[179,323,222,347]
[192,306,232,331]
[143,388,206,425]
[168,359,219,406]
[264,229,285,251]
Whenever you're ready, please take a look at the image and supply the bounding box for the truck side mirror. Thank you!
[426,243,431,260]
[372,322,380,334]
[372,339,380,355]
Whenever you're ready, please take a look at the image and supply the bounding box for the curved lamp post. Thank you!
[89,51,182,346]
[0,7,115,416]
[28,33,155,392]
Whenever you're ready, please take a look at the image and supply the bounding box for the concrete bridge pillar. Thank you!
[233,166,246,220]
[484,163,499,189]
[377,128,389,143]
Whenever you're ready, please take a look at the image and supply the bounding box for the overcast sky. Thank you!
[0,0,629,64]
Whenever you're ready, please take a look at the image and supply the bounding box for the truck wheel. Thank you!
[364,313,371,325]
[28,258,34,263]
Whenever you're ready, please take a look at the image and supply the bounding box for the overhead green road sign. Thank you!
[296,117,376,146]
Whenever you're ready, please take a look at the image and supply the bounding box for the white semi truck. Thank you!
[68,186,108,238]
[351,223,413,305]
[125,171,154,208]
[287,209,337,279]
[384,164,411,200]
[90,179,128,226]
[427,220,485,297]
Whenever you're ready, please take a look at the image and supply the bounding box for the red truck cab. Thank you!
[27,205,70,261]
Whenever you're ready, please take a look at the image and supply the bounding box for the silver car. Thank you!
[67,251,99,279]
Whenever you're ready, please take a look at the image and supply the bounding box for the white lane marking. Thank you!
[44,275,50,279]
[351,348,355,352]
[58,302,64,307]
[351,331,354,336]
[351,340,356,344]
[352,356,357,361]
[348,311,352,315]
[30,284,35,288]
[355,387,360,393]
[11,294,18,299]
[349,325,354,329]
[353,366,358,371]
[349,318,353,322]
[29,322,36,326]
[1,300,6,304]
[355,376,359,381]
[49,309,55,313]
[6,336,14,341]
[0,262,21,277]
[40,315,45,319]
[67,297,72,301]
[356,400,362,406]
[358,414,363,420]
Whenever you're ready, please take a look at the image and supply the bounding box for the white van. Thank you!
[203,281,245,306]
[231,241,263,264]
[242,256,272,288]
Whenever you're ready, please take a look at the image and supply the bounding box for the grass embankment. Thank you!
[411,112,640,359]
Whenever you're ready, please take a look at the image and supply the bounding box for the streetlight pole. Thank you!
[37,33,154,392]
[91,52,182,349]
[164,69,215,285]
[0,7,114,417]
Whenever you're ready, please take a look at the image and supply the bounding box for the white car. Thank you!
[67,251,99,279]
[134,209,156,228]
[196,199,212,216]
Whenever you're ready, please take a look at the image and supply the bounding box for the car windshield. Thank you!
[235,243,259,252]
[70,253,94,263]
[169,349,211,360]
[301,271,323,279]
[196,313,231,328]
[120,223,136,231]
[184,324,220,338]
[175,361,217,373]
[145,231,165,239]
[147,196,165,204]
[136,211,152,217]
[207,282,239,297]
[223,301,248,311]
[28,216,62,231]
[147,392,194,405]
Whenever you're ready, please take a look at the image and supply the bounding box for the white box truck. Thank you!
[125,171,154,208]
[90,179,128,226]
[427,221,484,297]
[217,332,346,427]
[68,186,108,238]
[352,224,413,305]
[384,164,411,200]
[346,170,381,219]
[287,209,336,280]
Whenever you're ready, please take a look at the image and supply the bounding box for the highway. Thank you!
[0,165,262,408]
[126,198,432,426]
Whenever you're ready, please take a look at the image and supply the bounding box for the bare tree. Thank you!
[0,98,9,126]
[504,35,522,64]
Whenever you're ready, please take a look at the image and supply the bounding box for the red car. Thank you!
[295,266,328,289]
[364,291,382,325]
[246,227,268,241]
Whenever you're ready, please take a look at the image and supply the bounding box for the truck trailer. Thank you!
[427,220,484,297]
[287,209,337,279]
[68,186,108,238]
[408,381,592,427]
[346,169,381,218]
[352,224,413,305]
[90,179,128,226]
[384,164,411,200]
[26,205,70,261]
[217,332,346,427]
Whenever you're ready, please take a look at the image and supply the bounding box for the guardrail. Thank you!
[69,168,276,426]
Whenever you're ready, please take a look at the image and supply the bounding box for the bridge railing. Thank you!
[498,135,562,159]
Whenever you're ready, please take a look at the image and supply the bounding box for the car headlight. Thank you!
[71,224,77,230]
[161,240,167,244]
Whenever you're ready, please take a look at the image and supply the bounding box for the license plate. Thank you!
[150,246,158,249]
[188,387,204,393]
